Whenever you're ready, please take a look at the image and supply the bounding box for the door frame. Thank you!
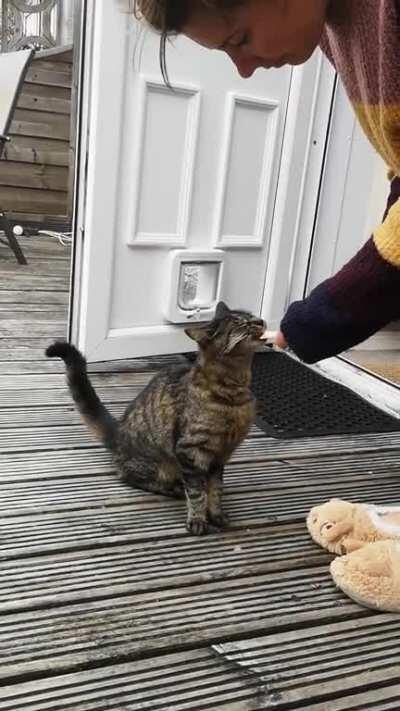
[70,0,144,358]
[269,59,400,418]
[260,51,336,329]
[68,0,91,344]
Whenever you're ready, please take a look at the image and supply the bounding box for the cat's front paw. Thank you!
[208,512,230,529]
[186,517,209,536]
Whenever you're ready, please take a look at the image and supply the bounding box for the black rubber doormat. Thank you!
[251,351,400,439]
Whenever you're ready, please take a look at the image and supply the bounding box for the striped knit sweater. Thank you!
[281,0,400,363]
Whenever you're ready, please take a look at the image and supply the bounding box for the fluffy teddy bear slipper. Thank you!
[331,540,400,612]
[307,498,400,612]
[306,498,400,555]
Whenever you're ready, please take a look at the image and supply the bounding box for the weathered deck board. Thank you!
[2,634,400,710]
[0,338,67,349]
[0,385,141,408]
[0,50,73,225]
[0,402,126,427]
[1,236,71,259]
[0,359,159,373]
[2,461,400,522]
[0,290,69,304]
[214,616,400,708]
[0,567,366,684]
[0,524,330,612]
[0,650,264,710]
[1,235,400,709]
[1,479,400,563]
[0,371,153,389]
[0,321,66,337]
[1,419,400,456]
[0,354,184,373]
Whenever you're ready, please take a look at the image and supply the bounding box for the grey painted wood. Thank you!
[2,629,400,709]
[214,616,400,708]
[0,356,184,373]
[307,685,400,710]
[0,259,70,275]
[1,417,400,456]
[0,321,67,337]
[0,339,66,352]
[0,371,152,389]
[3,459,397,515]
[0,289,69,304]
[0,51,73,224]
[0,650,264,710]
[0,276,69,291]
[0,567,364,684]
[0,524,329,612]
[0,474,399,560]
[0,402,127,426]
[1,234,400,707]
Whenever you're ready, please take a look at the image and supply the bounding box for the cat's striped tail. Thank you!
[46,341,118,450]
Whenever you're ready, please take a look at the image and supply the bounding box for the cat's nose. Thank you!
[252,320,268,341]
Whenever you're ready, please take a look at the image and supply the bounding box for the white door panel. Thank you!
[73,1,293,360]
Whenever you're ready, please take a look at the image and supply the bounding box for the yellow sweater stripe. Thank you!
[352,102,400,176]
[350,101,400,268]
[373,196,400,268]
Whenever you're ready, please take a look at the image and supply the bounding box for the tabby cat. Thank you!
[46,302,267,535]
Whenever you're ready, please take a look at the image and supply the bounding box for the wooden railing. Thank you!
[0,45,73,229]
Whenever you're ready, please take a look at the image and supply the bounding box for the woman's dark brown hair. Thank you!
[131,0,240,82]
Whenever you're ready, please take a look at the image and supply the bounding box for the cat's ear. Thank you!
[215,301,230,319]
[184,323,212,344]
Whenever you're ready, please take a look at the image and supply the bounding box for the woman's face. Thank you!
[183,0,330,78]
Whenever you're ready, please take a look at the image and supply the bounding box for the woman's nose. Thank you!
[228,49,263,78]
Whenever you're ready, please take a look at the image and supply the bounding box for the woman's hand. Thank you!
[274,331,288,349]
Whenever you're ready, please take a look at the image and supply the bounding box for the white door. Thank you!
[72,1,302,361]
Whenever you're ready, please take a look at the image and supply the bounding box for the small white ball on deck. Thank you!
[13,225,24,236]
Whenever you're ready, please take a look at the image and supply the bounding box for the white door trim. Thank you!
[72,0,130,358]
[69,0,93,344]
[261,51,336,329]
[314,357,400,419]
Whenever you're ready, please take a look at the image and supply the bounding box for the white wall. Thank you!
[306,81,390,294]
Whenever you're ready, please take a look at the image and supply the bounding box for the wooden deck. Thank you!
[1,235,400,710]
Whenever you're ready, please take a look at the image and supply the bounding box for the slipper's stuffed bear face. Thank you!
[307,498,354,554]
